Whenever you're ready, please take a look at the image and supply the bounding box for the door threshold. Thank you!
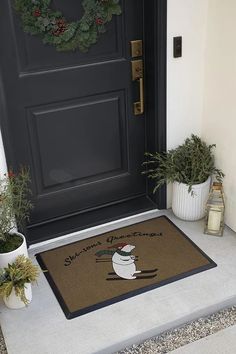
[29,209,161,253]
[27,195,158,245]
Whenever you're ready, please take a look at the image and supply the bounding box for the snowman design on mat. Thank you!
[111,243,140,280]
[95,243,158,281]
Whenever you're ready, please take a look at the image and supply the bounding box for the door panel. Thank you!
[0,0,167,244]
[29,93,127,190]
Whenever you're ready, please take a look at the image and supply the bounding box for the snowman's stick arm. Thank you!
[96,258,111,262]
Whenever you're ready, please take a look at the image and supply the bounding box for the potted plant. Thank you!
[0,167,33,268]
[0,255,39,309]
[143,135,224,220]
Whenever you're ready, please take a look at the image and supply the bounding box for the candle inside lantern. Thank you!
[207,210,221,231]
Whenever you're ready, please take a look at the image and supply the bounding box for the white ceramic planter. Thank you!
[3,283,32,309]
[0,232,28,269]
[172,177,211,221]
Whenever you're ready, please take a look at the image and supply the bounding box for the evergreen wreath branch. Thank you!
[14,0,122,52]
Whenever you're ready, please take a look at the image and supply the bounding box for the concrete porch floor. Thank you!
[1,209,236,354]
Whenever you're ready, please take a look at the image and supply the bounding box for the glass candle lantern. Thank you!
[204,182,225,236]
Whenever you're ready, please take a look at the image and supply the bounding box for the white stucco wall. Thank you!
[167,0,236,231]
[202,0,236,231]
[167,0,209,149]
[167,0,209,206]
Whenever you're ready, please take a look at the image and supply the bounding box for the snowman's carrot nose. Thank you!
[108,243,127,249]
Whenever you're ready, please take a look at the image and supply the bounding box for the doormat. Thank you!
[36,216,217,319]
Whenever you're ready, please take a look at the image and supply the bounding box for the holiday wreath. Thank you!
[14,0,122,52]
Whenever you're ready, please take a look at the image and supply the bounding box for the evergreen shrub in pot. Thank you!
[143,135,224,220]
[0,167,33,268]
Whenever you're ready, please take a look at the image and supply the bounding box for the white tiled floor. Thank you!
[1,209,236,354]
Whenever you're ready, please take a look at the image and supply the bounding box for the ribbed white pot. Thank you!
[172,177,211,221]
[0,232,28,269]
[3,283,32,309]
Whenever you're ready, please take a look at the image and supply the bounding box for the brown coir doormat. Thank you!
[36,216,216,319]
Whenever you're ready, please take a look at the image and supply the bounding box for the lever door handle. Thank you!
[134,77,144,115]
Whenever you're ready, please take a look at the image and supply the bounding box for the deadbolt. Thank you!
[130,40,143,58]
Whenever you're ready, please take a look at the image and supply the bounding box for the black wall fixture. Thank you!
[173,36,182,58]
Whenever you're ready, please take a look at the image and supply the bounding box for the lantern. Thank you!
[204,182,225,236]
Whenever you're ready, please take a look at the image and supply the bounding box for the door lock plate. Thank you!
[130,40,143,58]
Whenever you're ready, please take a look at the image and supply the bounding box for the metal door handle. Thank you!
[131,59,144,116]
[134,77,144,115]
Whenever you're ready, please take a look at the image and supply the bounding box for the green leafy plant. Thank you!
[0,167,33,253]
[0,255,40,305]
[142,135,225,194]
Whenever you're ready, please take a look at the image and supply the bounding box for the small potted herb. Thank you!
[0,167,33,268]
[0,255,39,309]
[143,135,224,220]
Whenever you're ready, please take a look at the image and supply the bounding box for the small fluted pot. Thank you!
[3,283,32,309]
[172,177,211,221]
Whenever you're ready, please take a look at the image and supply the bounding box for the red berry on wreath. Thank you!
[33,9,41,17]
[95,18,104,25]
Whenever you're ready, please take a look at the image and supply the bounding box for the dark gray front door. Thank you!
[0,1,166,244]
